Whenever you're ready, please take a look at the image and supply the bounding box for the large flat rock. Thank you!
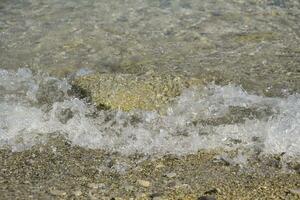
[72,73,203,111]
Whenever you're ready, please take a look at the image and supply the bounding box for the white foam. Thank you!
[0,69,299,160]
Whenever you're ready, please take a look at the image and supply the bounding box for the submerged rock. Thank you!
[36,79,65,105]
[72,72,203,111]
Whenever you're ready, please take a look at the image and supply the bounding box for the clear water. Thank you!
[1,0,299,96]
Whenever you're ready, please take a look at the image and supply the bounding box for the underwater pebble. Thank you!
[56,108,73,124]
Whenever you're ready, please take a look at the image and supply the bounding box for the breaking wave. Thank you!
[0,68,299,161]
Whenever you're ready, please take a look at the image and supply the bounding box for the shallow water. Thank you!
[1,1,299,91]
[0,0,299,165]
[0,68,299,166]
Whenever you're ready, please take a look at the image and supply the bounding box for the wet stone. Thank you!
[72,190,82,196]
[288,188,300,195]
[87,183,105,189]
[198,196,216,200]
[36,79,65,105]
[204,188,220,195]
[150,192,163,199]
[72,72,203,112]
[55,108,73,124]
[137,179,151,187]
[124,184,135,191]
[270,0,286,7]
[179,2,192,9]
[164,172,177,178]
[49,188,67,196]
[159,0,171,8]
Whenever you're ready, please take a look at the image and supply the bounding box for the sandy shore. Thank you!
[0,136,299,200]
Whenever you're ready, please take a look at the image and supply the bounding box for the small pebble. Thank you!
[87,183,105,189]
[49,189,67,196]
[73,190,82,196]
[165,172,177,178]
[289,188,300,195]
[135,193,147,198]
[124,185,135,191]
[204,188,220,195]
[155,163,165,169]
[137,179,151,187]
[198,196,216,200]
[150,192,163,199]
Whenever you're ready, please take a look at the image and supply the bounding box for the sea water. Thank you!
[0,68,299,164]
[0,0,299,169]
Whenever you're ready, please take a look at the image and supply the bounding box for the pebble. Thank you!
[49,189,67,196]
[73,190,82,196]
[155,163,165,169]
[289,188,300,195]
[137,179,151,187]
[150,192,164,200]
[87,183,105,189]
[204,188,220,195]
[124,184,135,191]
[56,108,73,124]
[153,197,163,200]
[167,181,177,188]
[135,193,147,198]
[198,196,216,200]
[165,172,177,178]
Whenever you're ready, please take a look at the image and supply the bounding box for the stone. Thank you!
[159,0,171,8]
[198,196,216,200]
[49,189,67,196]
[135,193,147,198]
[56,108,73,124]
[155,163,165,169]
[204,188,220,195]
[137,179,151,187]
[124,184,135,191]
[150,192,163,199]
[36,79,65,105]
[87,183,105,189]
[72,72,203,111]
[165,172,177,178]
[72,190,82,196]
[288,188,300,195]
